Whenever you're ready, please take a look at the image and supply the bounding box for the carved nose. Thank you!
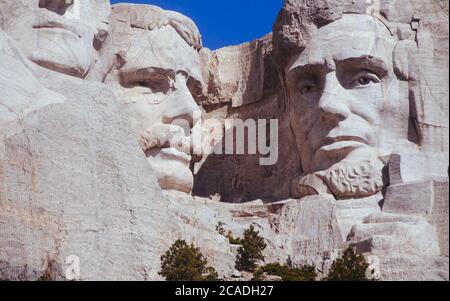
[318,72,351,123]
[162,89,201,131]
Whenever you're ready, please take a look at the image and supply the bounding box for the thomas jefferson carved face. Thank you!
[105,5,203,193]
[0,0,110,78]
[0,30,65,139]
[286,14,409,175]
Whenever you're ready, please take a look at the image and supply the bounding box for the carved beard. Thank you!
[316,157,386,199]
[292,156,387,200]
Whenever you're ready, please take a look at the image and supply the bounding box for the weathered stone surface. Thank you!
[276,196,344,266]
[270,0,448,281]
[379,254,449,281]
[200,33,276,108]
[0,0,448,281]
[348,213,440,256]
[384,180,438,217]
[0,24,180,280]
[335,194,382,240]
[430,181,449,256]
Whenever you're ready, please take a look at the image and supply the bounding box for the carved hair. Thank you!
[272,0,420,70]
[111,4,202,50]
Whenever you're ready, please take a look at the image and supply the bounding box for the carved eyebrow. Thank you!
[120,67,175,87]
[336,56,390,77]
[287,55,390,79]
[288,62,333,80]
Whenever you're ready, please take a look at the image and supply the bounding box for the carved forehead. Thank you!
[111,4,202,50]
[288,14,396,71]
[110,4,203,83]
[313,14,393,39]
[119,26,202,82]
[272,0,423,70]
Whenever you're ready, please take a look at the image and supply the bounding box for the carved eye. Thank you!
[176,70,189,79]
[134,77,172,94]
[301,85,314,95]
[350,71,381,88]
[299,80,319,95]
[137,81,149,88]
[357,76,376,86]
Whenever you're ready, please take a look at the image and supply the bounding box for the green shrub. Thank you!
[226,230,242,245]
[235,224,266,272]
[216,222,242,245]
[37,272,54,281]
[325,247,372,281]
[252,268,265,281]
[252,263,316,281]
[159,240,218,281]
[215,222,225,235]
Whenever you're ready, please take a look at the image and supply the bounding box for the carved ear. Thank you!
[393,39,423,145]
[393,39,418,81]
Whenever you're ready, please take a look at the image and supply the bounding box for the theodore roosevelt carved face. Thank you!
[105,5,203,193]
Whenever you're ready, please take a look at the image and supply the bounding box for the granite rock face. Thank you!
[0,30,183,280]
[0,0,448,281]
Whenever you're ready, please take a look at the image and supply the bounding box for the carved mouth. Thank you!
[317,136,368,153]
[140,124,193,163]
[321,136,368,147]
[146,147,191,164]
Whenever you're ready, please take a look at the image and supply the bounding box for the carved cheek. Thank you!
[289,92,305,113]
[348,86,385,126]
[290,93,319,131]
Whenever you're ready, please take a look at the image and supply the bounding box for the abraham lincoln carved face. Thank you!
[285,14,417,198]
[287,14,408,173]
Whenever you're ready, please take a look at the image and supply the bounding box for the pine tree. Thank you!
[325,247,371,281]
[159,240,218,281]
[235,224,267,272]
[252,262,317,281]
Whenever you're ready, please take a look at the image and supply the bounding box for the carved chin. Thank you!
[316,157,386,199]
[158,172,194,194]
[292,155,387,200]
[146,152,194,194]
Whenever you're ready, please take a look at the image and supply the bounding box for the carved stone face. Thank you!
[105,17,203,193]
[286,14,408,175]
[0,0,110,78]
[0,30,65,139]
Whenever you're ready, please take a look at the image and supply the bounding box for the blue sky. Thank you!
[110,0,284,50]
